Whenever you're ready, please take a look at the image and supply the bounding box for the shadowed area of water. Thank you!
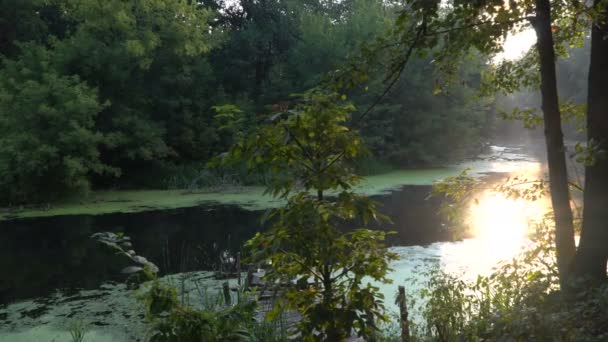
[0,185,449,305]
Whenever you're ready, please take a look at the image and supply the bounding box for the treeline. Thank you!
[0,0,490,205]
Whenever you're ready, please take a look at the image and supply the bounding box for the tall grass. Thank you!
[68,320,88,342]
[141,280,289,341]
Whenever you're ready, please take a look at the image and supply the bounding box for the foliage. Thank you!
[68,320,88,342]
[425,147,607,340]
[293,0,492,166]
[0,0,220,202]
[222,89,364,198]
[207,0,301,104]
[221,89,398,340]
[213,105,249,150]
[248,195,397,339]
[573,139,603,167]
[431,168,549,235]
[408,220,608,341]
[0,0,67,57]
[378,0,591,164]
[385,0,608,285]
[499,100,587,132]
[386,0,588,88]
[500,106,544,129]
[0,43,111,204]
[357,52,492,167]
[142,282,278,342]
[209,0,493,168]
[51,0,216,169]
[430,169,477,230]
[0,0,493,203]
[430,222,558,339]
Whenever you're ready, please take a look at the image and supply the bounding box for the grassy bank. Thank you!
[0,168,460,221]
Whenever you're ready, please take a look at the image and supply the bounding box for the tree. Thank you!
[220,89,397,340]
[0,43,109,204]
[382,0,587,285]
[52,0,216,183]
[0,0,519,202]
[0,0,67,58]
[389,0,608,283]
[204,0,493,172]
[571,1,608,281]
[267,0,493,167]
[208,0,300,105]
[531,0,576,286]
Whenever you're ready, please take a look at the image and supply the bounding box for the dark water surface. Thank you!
[0,185,447,305]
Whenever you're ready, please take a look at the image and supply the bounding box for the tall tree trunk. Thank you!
[532,0,577,286]
[571,1,608,281]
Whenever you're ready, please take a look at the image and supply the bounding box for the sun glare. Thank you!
[469,190,543,258]
[473,165,548,251]
[494,29,537,62]
[441,163,550,278]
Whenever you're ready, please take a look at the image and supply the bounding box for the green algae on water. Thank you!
[1,168,462,220]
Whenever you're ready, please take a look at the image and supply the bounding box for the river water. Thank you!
[0,145,550,341]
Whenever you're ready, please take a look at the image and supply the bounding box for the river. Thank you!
[0,144,550,341]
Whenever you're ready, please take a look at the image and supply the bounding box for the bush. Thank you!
[221,89,398,340]
[408,221,608,341]
[142,282,288,342]
[0,43,112,204]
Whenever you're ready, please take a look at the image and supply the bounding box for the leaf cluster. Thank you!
[142,282,260,342]
[411,220,565,341]
[219,89,364,198]
[219,89,398,340]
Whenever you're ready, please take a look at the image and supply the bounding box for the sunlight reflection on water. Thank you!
[443,162,550,278]
[381,158,552,316]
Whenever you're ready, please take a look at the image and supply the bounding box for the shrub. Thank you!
[220,89,398,340]
[409,221,608,341]
[0,43,113,204]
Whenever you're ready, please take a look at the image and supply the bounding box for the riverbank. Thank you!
[0,169,461,221]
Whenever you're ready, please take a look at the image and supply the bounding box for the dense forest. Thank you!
[0,0,494,205]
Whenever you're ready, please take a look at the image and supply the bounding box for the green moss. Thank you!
[0,326,121,342]
[0,188,277,220]
[0,272,243,342]
[1,168,461,220]
[354,168,462,196]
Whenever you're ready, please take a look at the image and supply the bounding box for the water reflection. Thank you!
[384,161,551,314]
[446,163,549,278]
[0,186,447,304]
[0,206,264,304]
